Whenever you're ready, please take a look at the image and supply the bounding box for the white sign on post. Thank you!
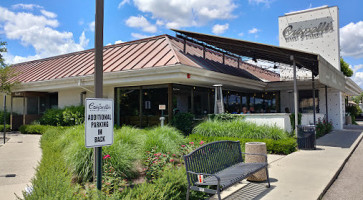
[85,98,114,148]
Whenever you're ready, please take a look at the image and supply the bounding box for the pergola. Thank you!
[172,29,346,133]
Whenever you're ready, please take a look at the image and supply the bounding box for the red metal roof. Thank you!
[10,34,279,83]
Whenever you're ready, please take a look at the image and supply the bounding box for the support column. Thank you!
[168,84,173,124]
[312,73,316,125]
[22,96,26,125]
[325,86,329,121]
[10,96,13,130]
[291,55,298,136]
[191,87,194,114]
[139,86,143,127]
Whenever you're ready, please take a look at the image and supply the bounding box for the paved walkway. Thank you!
[0,132,42,200]
[212,127,363,200]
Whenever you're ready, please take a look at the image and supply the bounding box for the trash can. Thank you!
[297,125,316,150]
[245,142,267,181]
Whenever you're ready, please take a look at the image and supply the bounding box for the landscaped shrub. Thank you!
[19,125,50,134]
[39,105,84,126]
[208,113,245,121]
[193,119,289,140]
[39,108,63,126]
[116,167,208,200]
[188,134,297,155]
[144,126,185,154]
[0,110,10,124]
[0,124,11,132]
[62,105,85,126]
[171,112,194,135]
[315,118,333,138]
[22,127,77,200]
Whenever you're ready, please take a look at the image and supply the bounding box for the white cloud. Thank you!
[212,23,229,35]
[131,33,153,39]
[40,10,57,18]
[351,70,363,89]
[248,28,260,34]
[248,0,272,7]
[118,0,130,9]
[114,40,123,44]
[238,32,244,37]
[89,21,95,32]
[132,0,237,29]
[11,4,43,10]
[156,20,164,26]
[126,15,157,33]
[0,6,88,64]
[340,21,363,58]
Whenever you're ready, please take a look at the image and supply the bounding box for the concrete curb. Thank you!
[317,132,363,200]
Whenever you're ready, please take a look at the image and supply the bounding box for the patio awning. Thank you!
[171,29,346,91]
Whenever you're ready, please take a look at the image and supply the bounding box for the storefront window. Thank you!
[299,90,319,113]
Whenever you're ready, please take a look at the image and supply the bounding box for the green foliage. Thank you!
[22,127,77,199]
[0,40,7,67]
[116,167,207,200]
[340,58,353,77]
[289,113,302,131]
[346,105,362,117]
[188,134,297,155]
[62,105,85,126]
[0,124,10,132]
[208,113,245,121]
[144,126,185,154]
[193,119,289,140]
[0,110,10,124]
[171,112,194,135]
[144,147,177,181]
[315,118,333,138]
[39,105,84,126]
[19,124,50,134]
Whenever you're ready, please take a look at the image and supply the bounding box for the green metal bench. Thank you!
[184,140,270,200]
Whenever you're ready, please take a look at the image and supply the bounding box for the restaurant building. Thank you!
[2,6,361,131]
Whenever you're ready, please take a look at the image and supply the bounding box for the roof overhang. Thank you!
[13,64,267,92]
[345,77,363,96]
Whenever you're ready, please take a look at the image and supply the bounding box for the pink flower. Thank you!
[153,161,156,163]
[181,145,186,147]
[163,154,166,157]
[172,154,176,157]
[170,159,174,162]
[103,154,111,159]
[189,142,194,145]
[199,141,204,145]
[154,153,158,156]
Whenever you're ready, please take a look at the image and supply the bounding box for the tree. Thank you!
[340,58,353,77]
[0,40,19,94]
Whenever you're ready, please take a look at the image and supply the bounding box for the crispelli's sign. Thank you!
[282,17,334,42]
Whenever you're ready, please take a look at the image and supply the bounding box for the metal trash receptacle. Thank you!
[297,125,316,150]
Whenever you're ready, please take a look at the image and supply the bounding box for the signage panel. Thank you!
[85,98,114,148]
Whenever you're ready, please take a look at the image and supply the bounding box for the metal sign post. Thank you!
[94,0,104,191]
[159,104,166,127]
[3,95,6,144]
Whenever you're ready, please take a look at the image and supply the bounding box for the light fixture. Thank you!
[252,57,257,63]
[273,64,278,69]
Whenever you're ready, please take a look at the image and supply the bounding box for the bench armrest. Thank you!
[186,171,221,184]
[241,152,268,163]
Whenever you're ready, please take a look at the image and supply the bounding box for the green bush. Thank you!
[316,118,333,138]
[39,108,63,126]
[19,125,50,134]
[144,126,185,154]
[39,105,84,126]
[171,112,194,135]
[289,113,302,131]
[193,119,289,140]
[188,134,297,155]
[23,127,77,199]
[116,167,207,200]
[0,111,10,124]
[0,124,10,132]
[208,113,245,121]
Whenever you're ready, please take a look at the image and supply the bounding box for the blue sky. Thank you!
[0,0,363,87]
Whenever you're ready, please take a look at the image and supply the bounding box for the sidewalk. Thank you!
[0,132,42,200]
[211,127,363,200]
